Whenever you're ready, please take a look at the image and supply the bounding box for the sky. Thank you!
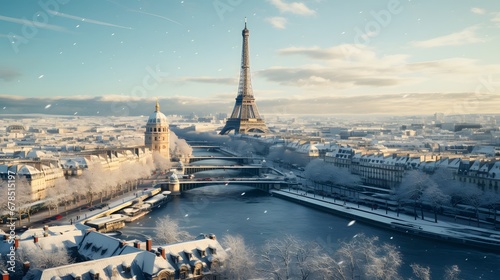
[1,0,500,116]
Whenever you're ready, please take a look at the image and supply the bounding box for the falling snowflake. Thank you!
[76,24,80,28]
[241,192,245,196]
[44,104,51,109]
[390,236,393,240]
[264,210,267,213]
[74,112,78,115]
[2,107,6,109]
[347,220,356,227]
[184,214,189,217]
[246,217,250,220]
[38,75,44,79]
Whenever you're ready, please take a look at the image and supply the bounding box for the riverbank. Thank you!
[272,188,500,252]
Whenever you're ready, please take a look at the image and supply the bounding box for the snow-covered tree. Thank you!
[219,234,256,280]
[260,235,325,280]
[410,263,431,280]
[304,159,360,187]
[17,245,73,269]
[421,184,450,223]
[334,233,402,280]
[395,170,435,220]
[444,265,462,280]
[155,215,192,244]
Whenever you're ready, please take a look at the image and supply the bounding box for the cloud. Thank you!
[411,26,484,48]
[263,43,500,91]
[267,0,315,16]
[471,7,486,15]
[2,91,500,116]
[266,17,287,29]
[491,12,500,24]
[0,68,21,82]
[258,65,406,88]
[177,76,237,85]
[47,10,133,30]
[0,15,68,32]
[278,44,380,61]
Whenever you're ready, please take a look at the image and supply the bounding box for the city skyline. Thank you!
[1,0,500,116]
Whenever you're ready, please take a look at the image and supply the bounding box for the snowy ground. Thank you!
[272,188,500,251]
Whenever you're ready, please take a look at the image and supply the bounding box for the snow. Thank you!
[272,189,500,250]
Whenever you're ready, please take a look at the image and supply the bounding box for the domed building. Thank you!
[145,100,170,159]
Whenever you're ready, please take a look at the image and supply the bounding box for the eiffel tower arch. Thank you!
[220,20,270,135]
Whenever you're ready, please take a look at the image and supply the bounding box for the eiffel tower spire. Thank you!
[220,19,270,135]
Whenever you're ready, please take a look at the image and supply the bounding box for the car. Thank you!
[50,214,63,221]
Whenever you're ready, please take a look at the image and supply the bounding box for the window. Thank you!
[194,267,201,276]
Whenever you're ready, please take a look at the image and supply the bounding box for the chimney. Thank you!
[208,234,216,240]
[23,262,30,275]
[119,241,127,248]
[43,225,48,231]
[14,237,19,250]
[2,271,9,280]
[158,247,166,259]
[133,241,140,249]
[146,238,152,251]
[33,235,38,243]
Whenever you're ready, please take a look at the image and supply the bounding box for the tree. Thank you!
[219,235,256,280]
[410,263,431,280]
[395,170,435,220]
[155,215,192,244]
[421,184,450,223]
[444,265,462,280]
[17,245,73,269]
[481,192,500,228]
[260,235,331,280]
[13,178,36,226]
[334,234,402,280]
[304,159,360,197]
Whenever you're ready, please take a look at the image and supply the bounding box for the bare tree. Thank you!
[305,159,360,187]
[219,235,256,280]
[334,233,402,280]
[260,235,331,280]
[154,215,192,244]
[421,184,450,223]
[444,265,461,280]
[395,170,435,220]
[14,178,35,226]
[410,263,431,280]
[17,245,73,269]
[481,192,500,228]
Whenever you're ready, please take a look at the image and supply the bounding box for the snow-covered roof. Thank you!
[26,149,47,159]
[78,230,142,261]
[17,164,41,175]
[38,252,148,280]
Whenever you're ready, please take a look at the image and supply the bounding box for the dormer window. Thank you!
[170,254,180,263]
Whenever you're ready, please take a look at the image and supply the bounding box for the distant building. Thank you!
[145,100,170,159]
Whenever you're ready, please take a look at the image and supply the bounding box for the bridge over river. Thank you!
[155,179,292,193]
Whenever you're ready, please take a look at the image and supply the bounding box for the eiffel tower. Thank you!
[220,19,270,135]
